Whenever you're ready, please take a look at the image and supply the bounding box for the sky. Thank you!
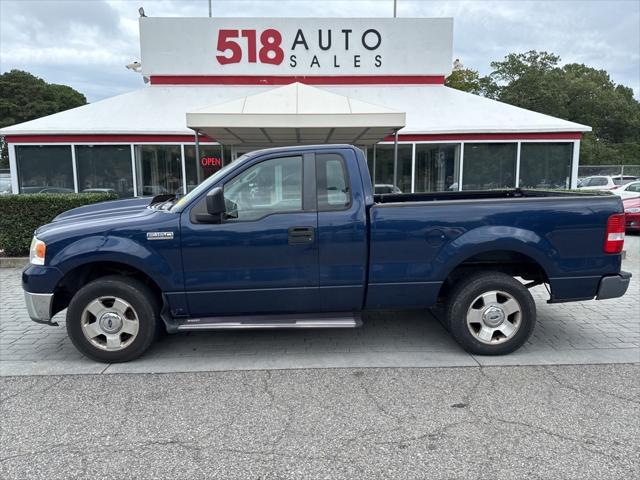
[1,0,639,102]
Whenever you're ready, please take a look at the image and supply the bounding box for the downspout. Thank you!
[193,129,201,165]
[392,129,399,189]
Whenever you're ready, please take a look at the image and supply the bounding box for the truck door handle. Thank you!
[288,226,315,245]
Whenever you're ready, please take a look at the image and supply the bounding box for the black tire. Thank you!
[445,271,536,355]
[66,276,159,363]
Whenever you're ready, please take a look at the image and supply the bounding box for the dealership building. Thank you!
[2,17,590,197]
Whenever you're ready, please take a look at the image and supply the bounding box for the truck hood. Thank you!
[52,197,153,223]
[37,196,176,241]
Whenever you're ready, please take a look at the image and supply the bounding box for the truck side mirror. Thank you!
[195,187,226,224]
[206,187,225,216]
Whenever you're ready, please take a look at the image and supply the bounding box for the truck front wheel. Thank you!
[445,272,536,355]
[66,276,159,363]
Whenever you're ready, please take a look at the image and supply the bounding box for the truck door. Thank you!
[180,153,319,317]
[315,150,368,311]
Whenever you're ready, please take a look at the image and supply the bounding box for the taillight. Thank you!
[604,213,625,254]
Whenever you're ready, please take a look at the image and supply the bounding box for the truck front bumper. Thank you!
[22,265,63,326]
[24,291,57,326]
[596,271,632,300]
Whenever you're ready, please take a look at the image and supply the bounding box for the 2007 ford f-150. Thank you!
[23,145,631,362]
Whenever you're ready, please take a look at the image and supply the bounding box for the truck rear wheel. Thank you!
[445,271,536,355]
[66,276,159,363]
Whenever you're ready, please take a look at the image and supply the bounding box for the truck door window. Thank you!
[223,156,303,221]
[316,153,351,211]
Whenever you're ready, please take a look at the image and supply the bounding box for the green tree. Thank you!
[0,70,87,168]
[489,51,570,118]
[445,67,498,98]
[485,51,640,165]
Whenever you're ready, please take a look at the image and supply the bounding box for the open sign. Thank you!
[201,157,222,168]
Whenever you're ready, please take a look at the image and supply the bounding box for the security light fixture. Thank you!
[138,7,146,17]
[125,61,142,72]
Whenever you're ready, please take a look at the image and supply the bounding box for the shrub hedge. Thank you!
[0,193,117,257]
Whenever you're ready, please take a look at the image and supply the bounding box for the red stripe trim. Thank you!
[385,132,583,141]
[149,75,446,86]
[4,134,214,144]
[5,132,582,144]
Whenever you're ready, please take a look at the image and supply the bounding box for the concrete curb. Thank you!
[0,257,27,268]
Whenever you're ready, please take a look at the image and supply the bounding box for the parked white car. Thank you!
[613,180,640,199]
[577,175,637,191]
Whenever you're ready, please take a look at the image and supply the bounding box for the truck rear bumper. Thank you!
[596,271,632,300]
[24,291,57,326]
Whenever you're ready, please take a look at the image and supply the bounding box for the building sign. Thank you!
[200,156,222,168]
[140,17,453,77]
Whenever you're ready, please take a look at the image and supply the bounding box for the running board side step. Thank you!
[176,312,362,331]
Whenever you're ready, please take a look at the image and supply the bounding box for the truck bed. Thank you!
[366,188,624,310]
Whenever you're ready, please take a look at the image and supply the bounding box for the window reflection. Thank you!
[415,144,460,192]
[374,144,412,193]
[463,143,517,190]
[520,143,573,189]
[224,156,303,221]
[134,145,182,196]
[16,145,75,194]
[76,145,133,197]
[184,145,228,193]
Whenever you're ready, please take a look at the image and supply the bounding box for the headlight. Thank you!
[625,207,640,213]
[29,237,46,265]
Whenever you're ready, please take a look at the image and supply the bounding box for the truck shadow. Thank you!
[149,309,461,358]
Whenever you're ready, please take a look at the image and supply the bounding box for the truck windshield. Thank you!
[170,154,250,212]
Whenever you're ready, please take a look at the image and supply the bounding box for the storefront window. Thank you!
[462,143,517,190]
[184,145,228,193]
[16,145,74,194]
[360,146,374,181]
[519,143,573,189]
[134,145,182,196]
[415,144,460,192]
[75,145,133,198]
[374,144,412,193]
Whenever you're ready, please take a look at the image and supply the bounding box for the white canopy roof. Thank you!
[0,83,590,138]
[186,83,405,145]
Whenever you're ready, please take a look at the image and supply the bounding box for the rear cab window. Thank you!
[316,153,351,211]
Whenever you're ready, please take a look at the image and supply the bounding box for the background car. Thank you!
[20,186,76,194]
[623,197,640,232]
[0,175,12,195]
[612,175,638,186]
[612,180,640,199]
[374,184,402,194]
[81,188,119,197]
[579,176,617,190]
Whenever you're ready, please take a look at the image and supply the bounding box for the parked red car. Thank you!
[624,197,640,232]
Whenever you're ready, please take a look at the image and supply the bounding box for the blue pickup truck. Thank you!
[23,145,631,362]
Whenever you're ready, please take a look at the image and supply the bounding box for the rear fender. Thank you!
[433,226,555,282]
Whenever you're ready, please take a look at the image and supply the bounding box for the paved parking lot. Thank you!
[2,364,639,480]
[1,235,638,376]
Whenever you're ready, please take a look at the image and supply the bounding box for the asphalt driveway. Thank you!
[1,364,638,479]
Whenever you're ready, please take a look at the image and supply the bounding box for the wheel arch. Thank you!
[51,260,164,318]
[433,226,555,294]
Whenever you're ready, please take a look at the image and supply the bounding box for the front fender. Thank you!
[48,235,182,292]
[433,225,557,281]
